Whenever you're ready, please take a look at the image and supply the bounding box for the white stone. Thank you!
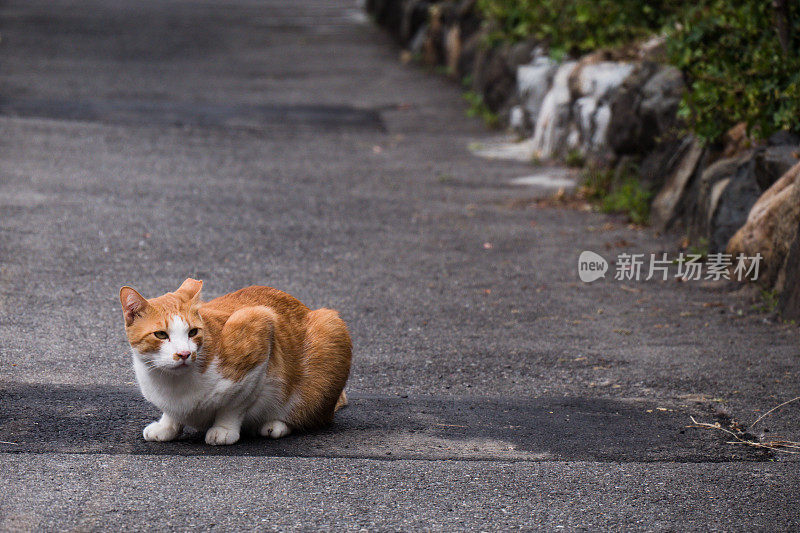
[566,128,581,150]
[574,96,597,147]
[469,137,536,162]
[530,61,577,159]
[570,61,634,152]
[510,172,576,189]
[509,105,526,132]
[591,103,612,149]
[516,55,557,126]
[576,62,634,99]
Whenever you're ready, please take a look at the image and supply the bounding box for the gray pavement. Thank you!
[0,0,799,530]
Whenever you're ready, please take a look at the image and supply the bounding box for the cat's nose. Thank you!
[175,351,191,360]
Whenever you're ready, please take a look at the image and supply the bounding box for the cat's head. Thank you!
[119,278,205,372]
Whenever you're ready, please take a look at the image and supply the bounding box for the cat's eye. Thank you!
[188,328,199,337]
[153,331,168,340]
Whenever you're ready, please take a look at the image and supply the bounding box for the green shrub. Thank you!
[463,90,500,128]
[581,165,652,225]
[476,0,682,57]
[687,237,709,261]
[667,1,800,141]
[600,178,652,225]
[754,288,779,314]
[564,149,586,168]
[581,165,614,201]
[476,0,800,142]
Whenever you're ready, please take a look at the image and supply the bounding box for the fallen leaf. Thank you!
[620,285,641,293]
[604,239,631,249]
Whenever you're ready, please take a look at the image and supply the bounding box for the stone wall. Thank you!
[366,0,800,317]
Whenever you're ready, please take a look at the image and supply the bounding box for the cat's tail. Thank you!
[334,390,348,412]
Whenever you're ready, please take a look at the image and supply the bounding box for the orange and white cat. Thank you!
[119,278,351,445]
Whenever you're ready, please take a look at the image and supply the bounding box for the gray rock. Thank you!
[472,45,516,112]
[454,0,482,42]
[640,65,683,135]
[754,145,800,190]
[506,40,538,69]
[366,0,405,39]
[728,162,800,288]
[639,136,685,192]
[768,130,800,146]
[778,218,800,319]
[709,158,763,253]
[608,64,681,156]
[456,0,478,19]
[687,152,751,246]
[607,63,659,155]
[689,147,798,254]
[650,136,705,231]
[408,23,429,56]
[572,61,637,156]
[444,24,461,75]
[457,27,484,79]
[399,0,431,45]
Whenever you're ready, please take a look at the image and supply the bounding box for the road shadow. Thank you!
[0,97,385,131]
[0,384,768,462]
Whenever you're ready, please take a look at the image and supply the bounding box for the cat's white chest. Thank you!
[132,356,283,430]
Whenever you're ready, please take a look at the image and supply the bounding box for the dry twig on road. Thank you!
[689,396,800,454]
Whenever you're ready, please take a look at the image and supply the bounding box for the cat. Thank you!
[119,278,351,445]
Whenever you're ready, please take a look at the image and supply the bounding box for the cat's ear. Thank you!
[176,278,203,301]
[119,286,148,326]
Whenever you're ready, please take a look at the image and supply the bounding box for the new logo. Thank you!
[578,251,608,282]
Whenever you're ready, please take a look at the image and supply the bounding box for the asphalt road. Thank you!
[1,0,799,530]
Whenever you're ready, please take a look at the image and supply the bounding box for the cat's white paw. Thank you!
[259,420,291,439]
[143,420,181,442]
[205,426,240,446]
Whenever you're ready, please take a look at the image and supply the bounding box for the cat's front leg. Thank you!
[143,413,183,442]
[205,410,243,446]
[259,420,291,439]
